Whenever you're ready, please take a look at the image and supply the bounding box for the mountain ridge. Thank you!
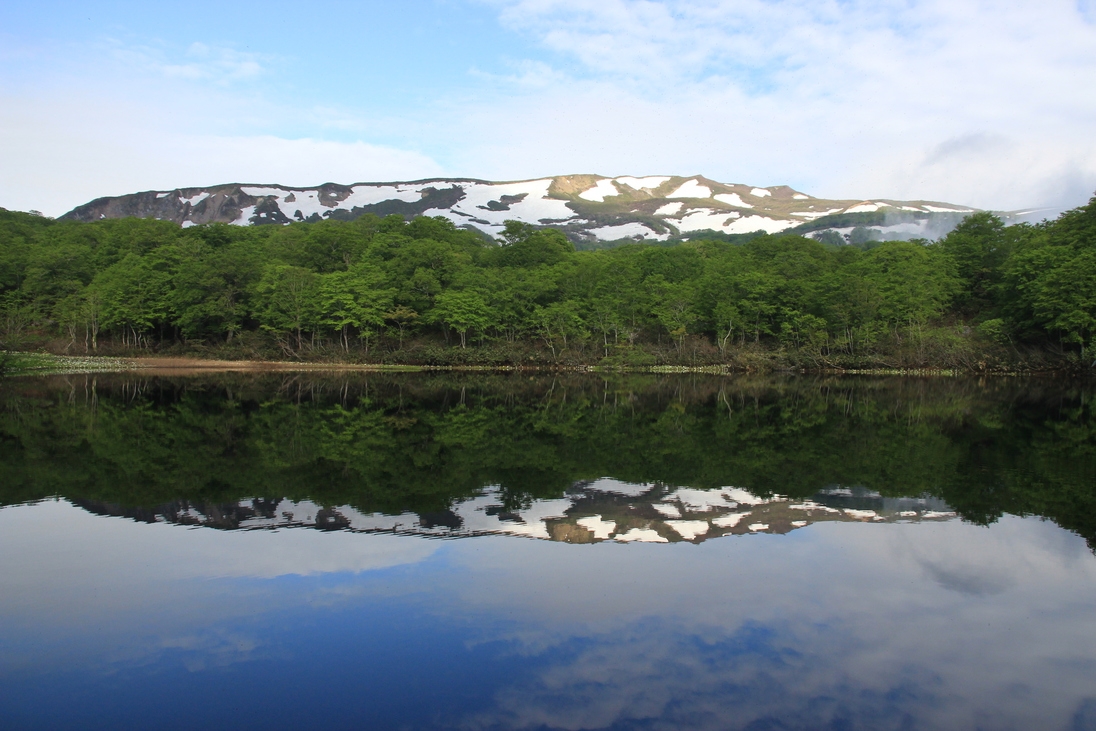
[60,174,993,244]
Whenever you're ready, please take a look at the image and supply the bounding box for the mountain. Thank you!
[60,174,998,245]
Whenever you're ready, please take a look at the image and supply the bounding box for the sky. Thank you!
[1,0,1095,217]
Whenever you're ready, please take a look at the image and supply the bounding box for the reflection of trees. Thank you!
[1,373,1094,548]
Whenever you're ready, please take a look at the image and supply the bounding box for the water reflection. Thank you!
[74,482,957,543]
[1,373,1096,730]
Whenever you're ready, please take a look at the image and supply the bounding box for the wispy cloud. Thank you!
[105,39,270,85]
[459,0,1096,209]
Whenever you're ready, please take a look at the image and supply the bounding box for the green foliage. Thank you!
[0,197,1094,366]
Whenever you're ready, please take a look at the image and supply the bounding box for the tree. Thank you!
[430,289,493,348]
[532,301,587,357]
[649,278,698,350]
[939,212,1011,313]
[253,264,320,353]
[90,253,170,348]
[385,305,419,349]
[319,264,395,352]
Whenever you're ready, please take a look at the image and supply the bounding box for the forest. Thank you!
[1,194,1095,370]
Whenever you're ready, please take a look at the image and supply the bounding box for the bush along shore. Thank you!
[2,194,1095,375]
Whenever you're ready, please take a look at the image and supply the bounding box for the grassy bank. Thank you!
[3,330,1089,377]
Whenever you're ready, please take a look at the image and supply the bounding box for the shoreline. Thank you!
[1,352,1084,378]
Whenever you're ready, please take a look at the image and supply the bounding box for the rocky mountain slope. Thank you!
[61,174,992,244]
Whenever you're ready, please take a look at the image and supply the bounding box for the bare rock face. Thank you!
[58,175,990,244]
[62,185,260,226]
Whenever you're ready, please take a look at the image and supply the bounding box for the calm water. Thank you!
[1,373,1095,730]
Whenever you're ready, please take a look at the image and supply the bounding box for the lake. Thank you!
[1,372,1095,730]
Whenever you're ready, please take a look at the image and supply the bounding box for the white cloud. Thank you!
[457,0,1096,210]
[3,1,1095,216]
[0,91,444,216]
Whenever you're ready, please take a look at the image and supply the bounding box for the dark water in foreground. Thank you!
[1,373,1095,730]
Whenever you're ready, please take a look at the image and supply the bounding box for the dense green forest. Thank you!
[2,373,1094,547]
[2,194,1095,369]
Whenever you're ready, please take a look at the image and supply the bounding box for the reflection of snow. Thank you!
[724,488,769,506]
[666,520,709,540]
[712,512,750,528]
[615,528,668,543]
[585,478,654,498]
[652,503,682,518]
[666,488,739,512]
[577,516,616,540]
[789,502,840,513]
[145,482,961,547]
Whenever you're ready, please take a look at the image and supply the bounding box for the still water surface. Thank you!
[1,373,1095,730]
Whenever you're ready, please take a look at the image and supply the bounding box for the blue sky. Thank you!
[2,0,1095,215]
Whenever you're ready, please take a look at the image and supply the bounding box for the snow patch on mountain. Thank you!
[668,180,713,199]
[924,204,973,213]
[615,176,670,190]
[579,178,620,202]
[60,175,984,245]
[588,222,668,241]
[714,193,753,208]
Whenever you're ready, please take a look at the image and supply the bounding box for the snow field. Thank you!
[614,176,670,190]
[714,193,753,208]
[923,205,973,213]
[667,180,713,199]
[579,178,620,202]
[672,209,793,235]
[654,202,684,216]
[750,188,772,198]
[588,223,668,241]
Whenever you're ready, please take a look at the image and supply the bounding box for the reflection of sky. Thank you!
[3,501,1096,730]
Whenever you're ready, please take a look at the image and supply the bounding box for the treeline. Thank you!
[1,195,1095,367]
[3,374,1095,547]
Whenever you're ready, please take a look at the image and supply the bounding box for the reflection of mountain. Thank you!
[73,482,956,544]
[4,373,1093,550]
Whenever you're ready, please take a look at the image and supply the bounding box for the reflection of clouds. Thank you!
[0,499,437,588]
[443,518,1096,730]
[159,631,264,673]
[0,500,438,675]
[4,502,1096,729]
[468,621,951,731]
